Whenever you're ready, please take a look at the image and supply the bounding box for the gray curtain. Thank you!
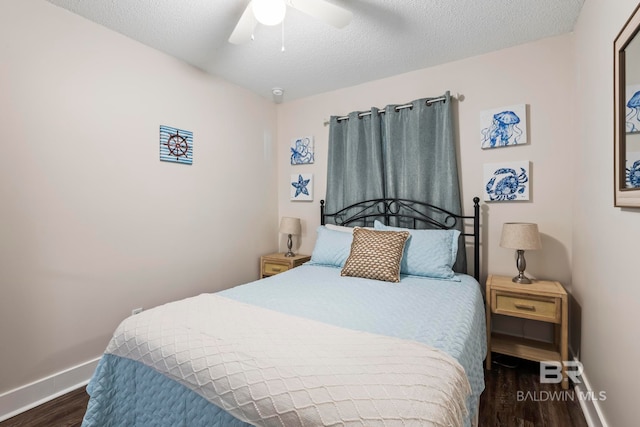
[326,109,384,225]
[326,92,466,272]
[381,96,458,208]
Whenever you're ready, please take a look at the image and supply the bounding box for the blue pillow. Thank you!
[309,226,354,267]
[373,220,460,281]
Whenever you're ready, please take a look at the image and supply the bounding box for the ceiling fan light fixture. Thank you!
[252,0,286,26]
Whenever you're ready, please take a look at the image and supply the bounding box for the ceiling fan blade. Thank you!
[287,0,352,28]
[228,1,258,45]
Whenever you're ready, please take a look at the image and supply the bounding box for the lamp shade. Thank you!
[500,223,541,250]
[279,217,301,235]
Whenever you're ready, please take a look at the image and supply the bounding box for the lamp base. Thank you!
[512,274,532,284]
[284,234,295,257]
[512,249,532,284]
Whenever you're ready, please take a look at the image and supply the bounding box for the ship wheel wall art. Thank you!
[160,125,193,165]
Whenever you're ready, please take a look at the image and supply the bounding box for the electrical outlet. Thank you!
[131,307,143,315]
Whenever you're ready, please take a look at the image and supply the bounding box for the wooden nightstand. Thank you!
[260,253,311,278]
[485,274,569,389]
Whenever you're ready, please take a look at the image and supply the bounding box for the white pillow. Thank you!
[325,223,355,233]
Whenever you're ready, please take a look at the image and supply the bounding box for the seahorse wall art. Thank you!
[483,161,530,202]
[480,104,527,149]
[290,136,315,165]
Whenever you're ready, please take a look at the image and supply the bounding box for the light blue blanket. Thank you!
[83,264,486,426]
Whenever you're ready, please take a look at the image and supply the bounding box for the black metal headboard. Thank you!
[320,197,481,281]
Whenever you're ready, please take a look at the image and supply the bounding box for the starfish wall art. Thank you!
[290,173,313,201]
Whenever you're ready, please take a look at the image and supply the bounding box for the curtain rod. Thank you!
[323,94,454,127]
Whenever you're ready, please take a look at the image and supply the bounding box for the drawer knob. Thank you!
[514,303,536,311]
[272,267,282,272]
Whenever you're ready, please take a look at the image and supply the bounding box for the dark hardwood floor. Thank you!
[1,358,587,427]
[479,357,588,427]
[0,387,89,427]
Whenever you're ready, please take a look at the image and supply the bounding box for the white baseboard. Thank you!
[575,361,609,427]
[0,357,101,422]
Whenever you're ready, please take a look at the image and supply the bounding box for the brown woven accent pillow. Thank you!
[341,227,410,282]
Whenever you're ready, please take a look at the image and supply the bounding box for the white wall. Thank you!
[0,1,278,394]
[572,0,640,425]
[277,35,575,286]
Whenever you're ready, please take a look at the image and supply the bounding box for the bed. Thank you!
[82,197,486,427]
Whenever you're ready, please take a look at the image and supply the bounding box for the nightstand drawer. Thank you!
[260,253,311,278]
[263,262,289,275]
[492,291,560,323]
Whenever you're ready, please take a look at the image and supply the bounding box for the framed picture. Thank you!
[290,173,313,201]
[160,125,193,165]
[290,136,314,165]
[480,104,527,148]
[483,161,530,201]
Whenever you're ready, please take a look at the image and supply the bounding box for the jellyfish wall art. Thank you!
[290,173,313,201]
[290,136,314,165]
[480,104,527,149]
[483,161,531,202]
[625,85,640,133]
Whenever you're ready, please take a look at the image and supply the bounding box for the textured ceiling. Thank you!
[46,0,584,103]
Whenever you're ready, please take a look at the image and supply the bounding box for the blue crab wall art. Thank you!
[484,161,530,201]
[627,159,640,188]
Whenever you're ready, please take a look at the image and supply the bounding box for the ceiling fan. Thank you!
[228,0,352,45]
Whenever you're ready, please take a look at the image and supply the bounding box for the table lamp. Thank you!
[500,222,542,284]
[279,217,301,257]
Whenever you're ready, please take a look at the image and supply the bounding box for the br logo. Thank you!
[540,361,583,384]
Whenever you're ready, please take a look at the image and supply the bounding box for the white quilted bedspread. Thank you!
[106,293,471,427]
